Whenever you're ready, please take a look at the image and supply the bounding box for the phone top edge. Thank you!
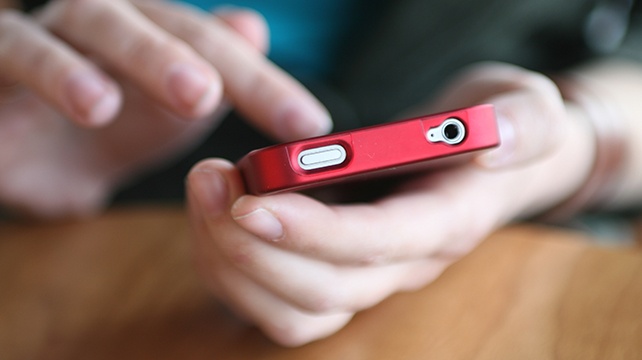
[238,104,499,195]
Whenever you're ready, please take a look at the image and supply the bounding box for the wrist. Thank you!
[538,75,629,221]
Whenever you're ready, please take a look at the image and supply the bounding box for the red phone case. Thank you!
[238,104,499,195]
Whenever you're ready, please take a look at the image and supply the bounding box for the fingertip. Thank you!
[64,71,122,127]
[166,62,223,119]
[188,159,238,187]
[307,107,334,137]
[86,85,122,126]
[476,112,516,168]
[277,101,333,141]
[475,84,565,169]
[192,79,223,118]
[187,159,238,218]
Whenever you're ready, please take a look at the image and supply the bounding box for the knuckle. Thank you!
[466,62,563,103]
[520,73,564,104]
[119,31,196,72]
[295,275,350,314]
[301,292,343,314]
[121,35,163,64]
[17,40,67,84]
[531,73,558,92]
[184,23,226,58]
[519,71,557,92]
[0,33,65,84]
[178,20,207,44]
[49,0,98,27]
[350,249,387,267]
[359,245,390,266]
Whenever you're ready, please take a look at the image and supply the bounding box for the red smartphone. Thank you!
[238,104,500,195]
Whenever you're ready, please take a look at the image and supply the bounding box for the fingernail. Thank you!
[478,114,516,168]
[188,169,228,217]
[166,63,220,117]
[233,207,284,241]
[89,89,120,126]
[66,72,119,126]
[279,101,333,140]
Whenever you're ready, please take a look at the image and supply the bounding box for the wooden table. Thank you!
[1,206,641,359]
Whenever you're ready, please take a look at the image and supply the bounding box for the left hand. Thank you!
[186,63,596,346]
[0,1,329,218]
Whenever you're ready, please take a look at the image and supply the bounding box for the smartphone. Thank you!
[238,104,500,196]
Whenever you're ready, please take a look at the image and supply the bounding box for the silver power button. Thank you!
[297,144,347,170]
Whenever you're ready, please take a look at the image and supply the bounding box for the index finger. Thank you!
[228,167,505,266]
[38,0,222,120]
[136,1,332,141]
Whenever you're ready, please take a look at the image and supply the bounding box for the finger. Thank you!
[220,267,354,347]
[477,88,566,168]
[215,230,451,314]
[38,0,222,119]
[185,160,426,310]
[0,10,121,126]
[136,1,332,141]
[228,167,504,265]
[186,166,351,347]
[186,159,456,346]
[206,257,354,347]
[432,62,566,168]
[213,7,269,54]
[187,169,446,344]
[186,158,242,219]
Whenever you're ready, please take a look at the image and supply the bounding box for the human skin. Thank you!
[0,0,330,217]
[186,58,642,346]
[4,0,642,349]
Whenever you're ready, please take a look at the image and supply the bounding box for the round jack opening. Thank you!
[427,118,466,145]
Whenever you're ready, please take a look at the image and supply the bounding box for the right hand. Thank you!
[184,62,597,346]
[0,0,331,218]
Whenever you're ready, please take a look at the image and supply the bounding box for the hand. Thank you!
[0,0,330,217]
[186,63,596,346]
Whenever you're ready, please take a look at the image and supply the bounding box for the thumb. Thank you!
[430,62,566,168]
[476,86,566,168]
[186,158,245,219]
